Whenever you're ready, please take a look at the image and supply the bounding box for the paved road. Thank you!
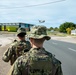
[44,40,76,75]
[0,44,11,75]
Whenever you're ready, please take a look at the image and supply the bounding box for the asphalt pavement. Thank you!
[0,44,11,75]
[44,40,76,75]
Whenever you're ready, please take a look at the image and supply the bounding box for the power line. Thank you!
[0,0,66,9]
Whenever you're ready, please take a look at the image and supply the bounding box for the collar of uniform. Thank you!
[30,47,45,51]
[20,40,26,42]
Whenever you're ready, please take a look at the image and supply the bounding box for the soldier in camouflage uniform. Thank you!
[10,26,63,75]
[2,28,31,65]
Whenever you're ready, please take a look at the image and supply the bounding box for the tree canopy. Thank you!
[59,22,76,33]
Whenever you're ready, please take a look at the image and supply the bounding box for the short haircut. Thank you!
[34,38,45,44]
[17,33,26,37]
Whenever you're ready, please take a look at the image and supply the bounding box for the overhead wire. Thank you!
[0,0,66,9]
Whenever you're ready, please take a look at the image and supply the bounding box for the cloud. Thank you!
[0,0,76,27]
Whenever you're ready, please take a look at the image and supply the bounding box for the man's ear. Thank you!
[30,38,33,43]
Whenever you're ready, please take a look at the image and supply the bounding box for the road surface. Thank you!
[44,40,76,75]
[0,40,76,75]
[0,44,11,75]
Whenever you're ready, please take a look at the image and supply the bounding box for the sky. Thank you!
[0,0,76,28]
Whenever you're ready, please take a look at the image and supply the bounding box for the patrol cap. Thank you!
[17,28,26,36]
[29,25,51,40]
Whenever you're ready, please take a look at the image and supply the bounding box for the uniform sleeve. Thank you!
[2,44,15,62]
[55,63,63,75]
[52,55,63,75]
[11,59,21,75]
[11,56,27,75]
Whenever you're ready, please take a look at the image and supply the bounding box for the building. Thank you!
[0,23,34,31]
[71,29,76,35]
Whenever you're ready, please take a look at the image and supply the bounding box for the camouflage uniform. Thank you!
[2,28,31,65]
[9,26,63,75]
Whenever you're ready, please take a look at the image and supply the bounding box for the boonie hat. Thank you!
[29,25,51,40]
[17,28,26,36]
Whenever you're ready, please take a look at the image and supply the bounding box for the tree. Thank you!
[66,28,71,34]
[70,27,76,30]
[50,27,53,30]
[48,27,54,31]
[54,27,59,31]
[59,22,76,33]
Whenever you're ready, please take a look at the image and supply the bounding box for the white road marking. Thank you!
[68,48,76,52]
[52,42,57,45]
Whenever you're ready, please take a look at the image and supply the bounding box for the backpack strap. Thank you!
[9,41,18,65]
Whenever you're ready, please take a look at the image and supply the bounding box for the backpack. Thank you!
[16,40,31,57]
[10,40,30,65]
[26,48,54,75]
